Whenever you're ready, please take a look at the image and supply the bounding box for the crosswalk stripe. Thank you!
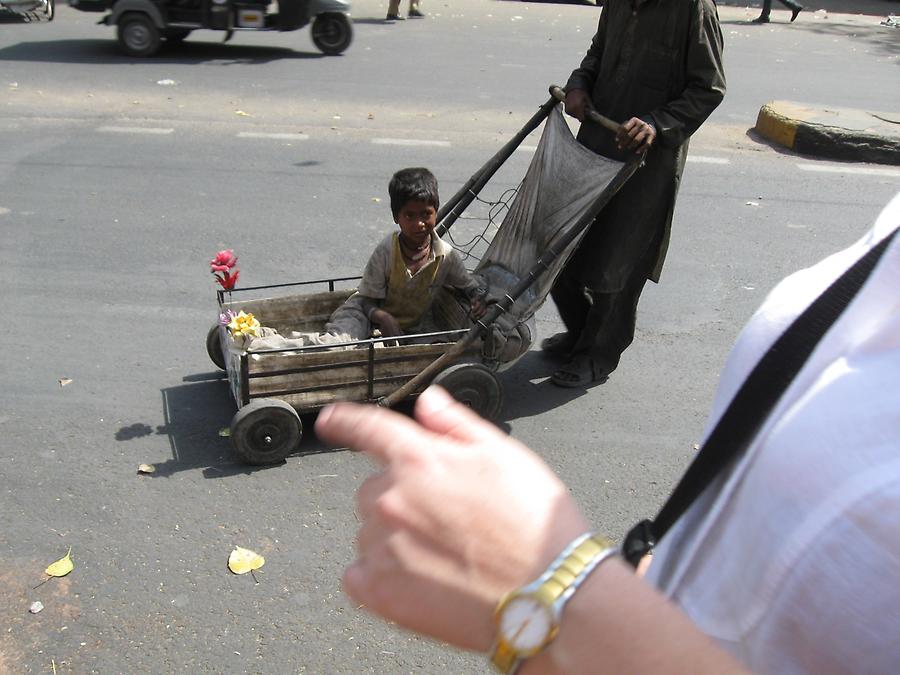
[237,132,310,140]
[96,126,174,135]
[796,163,900,177]
[688,155,729,164]
[371,138,452,147]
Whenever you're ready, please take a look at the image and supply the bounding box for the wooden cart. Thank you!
[206,278,501,465]
[206,87,643,466]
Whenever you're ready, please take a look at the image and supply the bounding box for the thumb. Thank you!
[414,385,508,445]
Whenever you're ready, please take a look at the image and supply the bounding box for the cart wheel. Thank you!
[311,12,353,55]
[432,363,503,421]
[44,0,54,20]
[231,399,302,465]
[164,28,191,43]
[206,323,226,371]
[117,12,162,57]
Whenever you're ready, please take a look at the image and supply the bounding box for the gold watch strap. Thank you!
[532,534,614,607]
[490,534,617,673]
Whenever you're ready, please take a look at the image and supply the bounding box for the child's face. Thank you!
[395,200,438,246]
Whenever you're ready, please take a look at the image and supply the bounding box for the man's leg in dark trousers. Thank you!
[549,235,656,386]
[549,258,592,343]
[573,265,650,378]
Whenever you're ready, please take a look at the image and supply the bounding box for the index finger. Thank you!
[315,401,434,467]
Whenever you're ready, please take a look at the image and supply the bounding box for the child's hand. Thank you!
[372,309,402,337]
[469,297,487,319]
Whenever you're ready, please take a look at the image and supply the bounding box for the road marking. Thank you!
[371,138,452,147]
[96,126,174,135]
[516,145,538,153]
[796,163,900,177]
[688,155,729,164]
[237,132,310,140]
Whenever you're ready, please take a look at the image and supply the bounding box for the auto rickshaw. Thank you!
[68,0,352,56]
[1,0,54,20]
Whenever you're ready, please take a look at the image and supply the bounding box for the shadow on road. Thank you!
[721,16,900,58]
[498,350,597,421]
[717,0,898,14]
[0,38,323,64]
[113,374,335,479]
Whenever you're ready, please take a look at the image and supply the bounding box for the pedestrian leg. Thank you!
[552,246,654,387]
[546,260,591,357]
[408,0,424,17]
[386,0,403,20]
[779,0,803,21]
[753,0,773,22]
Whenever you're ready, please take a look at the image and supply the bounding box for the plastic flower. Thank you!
[210,249,240,290]
[227,311,260,339]
[214,268,240,290]
[210,250,238,272]
[219,309,238,326]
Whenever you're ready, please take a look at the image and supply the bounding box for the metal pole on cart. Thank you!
[379,99,641,410]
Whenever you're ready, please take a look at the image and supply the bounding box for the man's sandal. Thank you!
[540,331,576,357]
[551,355,609,388]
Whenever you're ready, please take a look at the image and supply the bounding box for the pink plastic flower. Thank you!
[210,250,238,273]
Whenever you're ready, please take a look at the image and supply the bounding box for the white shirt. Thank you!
[647,193,900,674]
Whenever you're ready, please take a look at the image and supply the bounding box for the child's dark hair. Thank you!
[389,167,440,218]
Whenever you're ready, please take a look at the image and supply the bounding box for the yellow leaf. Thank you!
[45,547,74,577]
[228,547,265,575]
[137,463,156,474]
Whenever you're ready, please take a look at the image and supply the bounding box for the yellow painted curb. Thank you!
[755,103,799,149]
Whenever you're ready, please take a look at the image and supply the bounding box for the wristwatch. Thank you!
[490,533,617,674]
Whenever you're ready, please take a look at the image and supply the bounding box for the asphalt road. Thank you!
[1,0,899,672]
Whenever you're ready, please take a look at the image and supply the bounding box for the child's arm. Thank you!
[442,251,489,318]
[357,295,402,337]
[369,307,402,337]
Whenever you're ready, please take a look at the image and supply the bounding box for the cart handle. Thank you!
[549,85,620,135]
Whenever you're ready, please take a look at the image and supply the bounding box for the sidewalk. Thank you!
[755,102,900,165]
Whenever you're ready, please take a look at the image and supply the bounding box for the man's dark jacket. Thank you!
[566,0,725,289]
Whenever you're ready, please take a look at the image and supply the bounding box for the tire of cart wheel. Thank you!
[117,12,162,57]
[206,323,226,370]
[311,12,352,55]
[44,0,54,20]
[431,362,503,421]
[230,399,302,465]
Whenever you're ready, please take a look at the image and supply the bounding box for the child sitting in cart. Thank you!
[251,167,487,351]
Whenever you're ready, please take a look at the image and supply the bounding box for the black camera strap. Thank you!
[623,226,898,567]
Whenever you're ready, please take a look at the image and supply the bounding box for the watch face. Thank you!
[499,596,554,652]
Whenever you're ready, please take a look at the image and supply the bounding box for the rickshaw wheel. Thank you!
[44,0,54,20]
[432,363,503,421]
[206,323,226,370]
[231,399,302,465]
[311,12,353,55]
[117,12,162,57]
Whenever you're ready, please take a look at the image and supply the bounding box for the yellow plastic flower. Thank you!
[227,311,260,339]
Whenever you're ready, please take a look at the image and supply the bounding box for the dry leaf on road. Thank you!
[45,547,74,578]
[228,547,265,575]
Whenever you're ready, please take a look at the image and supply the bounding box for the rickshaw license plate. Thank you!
[237,9,264,27]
